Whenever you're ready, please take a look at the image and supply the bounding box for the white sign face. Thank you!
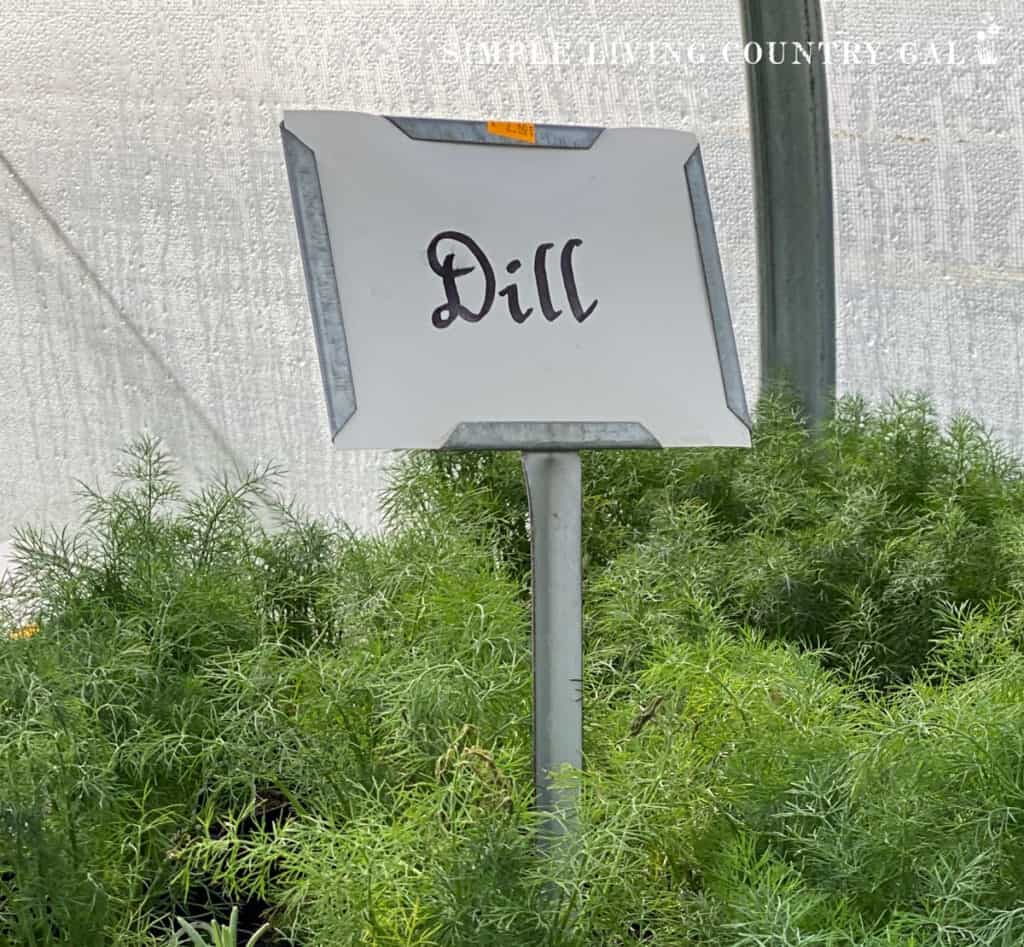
[281,110,749,450]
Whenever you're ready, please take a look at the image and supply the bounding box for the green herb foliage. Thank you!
[2,393,1024,945]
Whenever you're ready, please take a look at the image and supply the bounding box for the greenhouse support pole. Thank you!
[740,0,836,425]
[522,450,583,855]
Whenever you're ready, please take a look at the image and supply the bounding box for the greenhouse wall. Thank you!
[1,1,1021,561]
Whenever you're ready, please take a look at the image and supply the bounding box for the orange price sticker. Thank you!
[486,121,536,144]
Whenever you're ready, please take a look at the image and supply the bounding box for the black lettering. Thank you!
[427,230,495,329]
[425,232,597,328]
[560,239,598,323]
[534,242,563,321]
[500,258,533,322]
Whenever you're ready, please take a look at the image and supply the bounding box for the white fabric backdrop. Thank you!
[1,1,1022,553]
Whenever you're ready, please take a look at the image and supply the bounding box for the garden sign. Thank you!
[280,109,751,850]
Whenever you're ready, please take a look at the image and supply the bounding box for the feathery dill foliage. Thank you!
[2,394,1024,945]
[389,389,1024,683]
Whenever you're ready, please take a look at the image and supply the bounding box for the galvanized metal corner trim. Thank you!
[441,421,661,451]
[280,123,356,440]
[684,147,751,430]
[386,116,604,149]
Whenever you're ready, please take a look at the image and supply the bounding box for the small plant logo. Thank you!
[976,14,1002,65]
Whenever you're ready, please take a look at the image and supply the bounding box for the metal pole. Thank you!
[522,451,583,850]
[740,0,836,426]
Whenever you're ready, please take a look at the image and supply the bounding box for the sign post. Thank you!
[281,110,750,858]
[523,450,583,849]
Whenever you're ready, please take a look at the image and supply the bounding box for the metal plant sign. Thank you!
[280,110,750,854]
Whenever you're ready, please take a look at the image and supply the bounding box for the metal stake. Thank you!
[522,451,583,851]
[740,0,836,426]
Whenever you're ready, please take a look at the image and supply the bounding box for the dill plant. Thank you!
[3,394,1024,945]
